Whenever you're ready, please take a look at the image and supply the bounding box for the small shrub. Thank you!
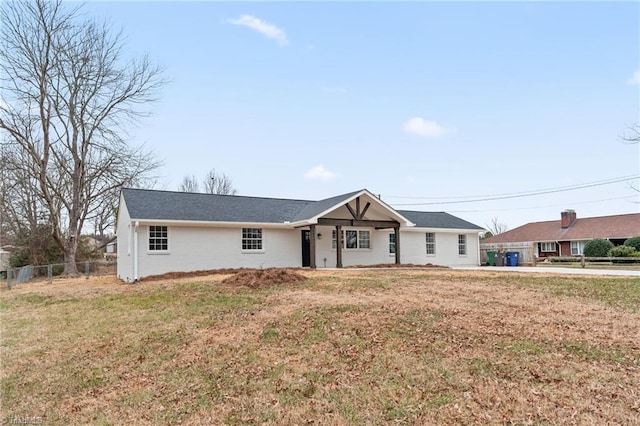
[583,239,614,257]
[610,246,640,263]
[608,246,637,257]
[9,249,30,268]
[623,236,640,252]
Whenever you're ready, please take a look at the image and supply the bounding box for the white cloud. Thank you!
[304,165,338,182]
[626,70,640,85]
[402,117,450,138]
[229,15,288,45]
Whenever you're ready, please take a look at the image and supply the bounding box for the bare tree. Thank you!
[178,169,237,195]
[621,124,639,144]
[203,169,237,195]
[484,216,508,238]
[0,0,163,275]
[178,175,200,193]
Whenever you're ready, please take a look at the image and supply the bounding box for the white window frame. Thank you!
[541,242,556,252]
[148,225,169,253]
[358,230,371,249]
[458,234,467,256]
[242,228,264,252]
[332,229,371,250]
[426,232,436,256]
[388,233,396,255]
[570,241,583,256]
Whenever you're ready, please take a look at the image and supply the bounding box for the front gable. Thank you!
[292,189,414,228]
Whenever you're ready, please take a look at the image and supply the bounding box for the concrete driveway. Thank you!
[453,266,640,277]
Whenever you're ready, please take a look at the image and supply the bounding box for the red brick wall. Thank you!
[560,241,573,256]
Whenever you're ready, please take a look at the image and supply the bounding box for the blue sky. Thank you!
[83,1,639,231]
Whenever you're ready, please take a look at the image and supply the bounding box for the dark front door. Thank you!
[301,230,311,267]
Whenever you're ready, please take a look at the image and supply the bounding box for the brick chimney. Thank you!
[561,209,577,228]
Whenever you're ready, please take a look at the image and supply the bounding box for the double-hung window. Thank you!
[242,228,263,250]
[570,241,582,256]
[426,232,436,255]
[541,242,555,252]
[458,234,467,256]
[345,230,358,249]
[389,233,396,255]
[332,229,371,250]
[149,226,168,251]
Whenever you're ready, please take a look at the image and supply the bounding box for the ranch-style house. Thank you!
[116,188,484,282]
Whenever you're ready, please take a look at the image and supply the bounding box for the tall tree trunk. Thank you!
[63,237,78,275]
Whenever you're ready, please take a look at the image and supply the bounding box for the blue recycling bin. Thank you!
[505,251,519,267]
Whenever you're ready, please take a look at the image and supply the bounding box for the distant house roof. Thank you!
[121,188,482,230]
[481,212,640,244]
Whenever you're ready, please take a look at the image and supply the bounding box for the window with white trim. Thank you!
[570,241,583,255]
[346,230,358,249]
[426,232,436,255]
[332,229,371,250]
[149,226,168,251]
[389,233,396,255]
[359,231,371,249]
[458,234,467,256]
[541,242,556,252]
[242,228,263,250]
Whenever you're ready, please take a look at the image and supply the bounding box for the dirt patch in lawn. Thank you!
[141,268,245,282]
[221,268,307,288]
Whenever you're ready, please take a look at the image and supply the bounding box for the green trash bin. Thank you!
[486,250,496,266]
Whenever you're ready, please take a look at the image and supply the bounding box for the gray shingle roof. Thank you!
[121,188,483,230]
[290,190,362,222]
[122,188,311,223]
[397,210,484,230]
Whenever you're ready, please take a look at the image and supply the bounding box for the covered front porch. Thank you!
[295,191,412,268]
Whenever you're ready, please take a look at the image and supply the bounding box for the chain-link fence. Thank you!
[5,260,116,289]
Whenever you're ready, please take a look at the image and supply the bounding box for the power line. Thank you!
[383,175,638,200]
[444,195,639,213]
[387,175,639,206]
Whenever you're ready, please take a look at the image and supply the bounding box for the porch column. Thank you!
[336,225,343,268]
[309,224,317,269]
[394,226,401,265]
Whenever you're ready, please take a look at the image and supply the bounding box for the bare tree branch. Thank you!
[178,175,200,193]
[203,169,237,195]
[483,216,508,239]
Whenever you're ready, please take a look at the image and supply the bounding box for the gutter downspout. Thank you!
[133,221,139,283]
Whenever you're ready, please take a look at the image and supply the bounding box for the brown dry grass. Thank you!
[1,269,639,425]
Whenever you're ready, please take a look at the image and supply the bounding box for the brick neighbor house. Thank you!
[480,210,640,264]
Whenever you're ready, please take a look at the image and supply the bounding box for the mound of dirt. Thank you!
[141,268,243,282]
[221,268,307,288]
